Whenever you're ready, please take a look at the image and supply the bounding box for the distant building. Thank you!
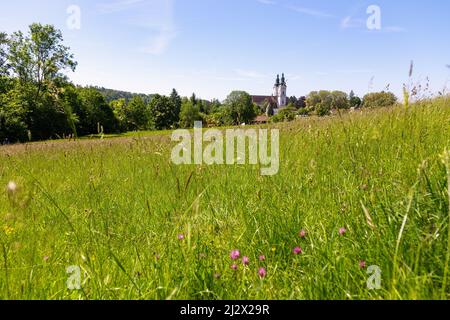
[251,74,287,114]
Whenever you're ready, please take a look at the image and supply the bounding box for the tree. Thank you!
[5,24,78,140]
[271,106,297,123]
[266,102,274,117]
[296,96,306,109]
[180,100,202,128]
[306,91,333,116]
[149,94,176,130]
[190,93,197,106]
[76,87,118,135]
[223,91,258,125]
[169,88,182,126]
[0,87,28,142]
[126,95,151,131]
[288,96,298,106]
[8,23,77,99]
[209,99,222,114]
[331,91,349,110]
[110,98,128,131]
[0,32,8,77]
[362,92,397,108]
[349,90,362,109]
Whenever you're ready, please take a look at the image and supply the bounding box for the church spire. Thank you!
[275,74,280,87]
[281,73,286,86]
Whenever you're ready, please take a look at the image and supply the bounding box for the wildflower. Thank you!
[258,267,267,278]
[231,264,238,270]
[299,230,307,238]
[359,260,367,269]
[2,225,15,236]
[293,247,303,255]
[6,181,17,193]
[230,250,240,260]
[259,255,266,262]
[178,234,185,240]
[339,227,347,236]
[242,256,250,266]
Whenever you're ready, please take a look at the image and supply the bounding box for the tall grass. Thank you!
[0,98,449,300]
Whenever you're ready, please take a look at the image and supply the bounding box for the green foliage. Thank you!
[363,91,398,109]
[179,100,202,128]
[127,96,152,131]
[349,90,362,109]
[95,86,153,104]
[149,94,177,130]
[76,87,118,135]
[169,89,182,125]
[266,102,274,117]
[0,88,28,142]
[0,32,8,77]
[331,91,350,110]
[8,23,76,91]
[271,106,297,123]
[306,90,350,116]
[223,91,258,125]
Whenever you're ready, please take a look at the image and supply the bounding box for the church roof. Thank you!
[251,95,277,105]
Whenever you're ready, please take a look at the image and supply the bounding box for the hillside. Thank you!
[93,86,155,104]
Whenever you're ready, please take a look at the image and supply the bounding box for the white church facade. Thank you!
[251,74,287,113]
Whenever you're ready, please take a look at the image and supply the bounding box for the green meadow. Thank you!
[0,98,449,300]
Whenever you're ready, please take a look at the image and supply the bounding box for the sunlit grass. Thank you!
[0,98,449,300]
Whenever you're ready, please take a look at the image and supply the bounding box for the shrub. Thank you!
[362,91,398,109]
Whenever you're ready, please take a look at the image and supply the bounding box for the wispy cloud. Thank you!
[257,0,276,5]
[287,5,334,18]
[98,0,177,55]
[140,27,177,55]
[340,16,365,29]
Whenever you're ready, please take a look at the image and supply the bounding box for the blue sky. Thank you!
[1,0,449,100]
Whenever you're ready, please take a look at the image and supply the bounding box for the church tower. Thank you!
[273,74,280,97]
[278,73,287,107]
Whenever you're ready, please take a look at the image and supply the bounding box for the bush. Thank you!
[271,106,297,123]
[362,92,397,109]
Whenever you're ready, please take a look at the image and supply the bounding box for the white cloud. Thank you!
[99,0,177,55]
[141,27,177,55]
[287,5,334,18]
[340,16,365,29]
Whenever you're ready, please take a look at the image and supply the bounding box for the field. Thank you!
[1,99,449,300]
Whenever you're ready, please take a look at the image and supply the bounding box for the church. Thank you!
[251,74,287,113]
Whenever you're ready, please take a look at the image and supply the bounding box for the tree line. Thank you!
[0,24,262,143]
[0,23,399,144]
[266,90,397,123]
